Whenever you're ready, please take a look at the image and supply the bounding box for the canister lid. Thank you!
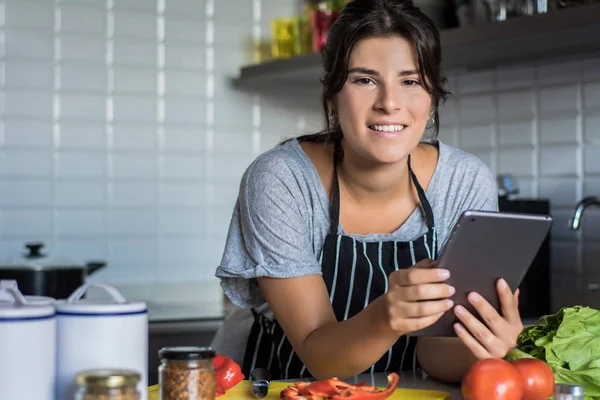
[159,346,216,361]
[75,369,141,388]
[0,280,55,320]
[54,283,147,316]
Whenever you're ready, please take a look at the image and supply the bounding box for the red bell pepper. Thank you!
[280,373,399,400]
[212,354,245,396]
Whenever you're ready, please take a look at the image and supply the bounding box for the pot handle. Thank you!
[67,283,127,304]
[0,280,27,305]
[86,261,106,275]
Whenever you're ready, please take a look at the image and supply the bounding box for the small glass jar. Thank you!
[74,369,141,400]
[159,346,216,400]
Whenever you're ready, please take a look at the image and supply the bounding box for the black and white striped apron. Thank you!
[241,154,438,380]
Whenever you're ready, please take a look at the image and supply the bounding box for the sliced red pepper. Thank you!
[212,354,245,396]
[305,378,353,397]
[331,373,399,400]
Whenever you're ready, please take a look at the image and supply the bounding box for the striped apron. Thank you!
[241,154,438,380]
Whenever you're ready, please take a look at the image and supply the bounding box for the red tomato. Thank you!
[462,359,524,400]
[510,358,555,400]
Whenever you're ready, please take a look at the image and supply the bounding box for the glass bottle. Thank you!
[159,346,216,400]
[74,369,141,400]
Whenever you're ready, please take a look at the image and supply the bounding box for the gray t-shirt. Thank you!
[212,138,499,365]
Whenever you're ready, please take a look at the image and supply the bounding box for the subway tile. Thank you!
[213,21,253,45]
[55,181,106,207]
[496,65,535,90]
[4,29,53,60]
[583,57,600,81]
[207,182,240,209]
[158,236,204,263]
[113,41,157,68]
[457,70,494,94]
[549,209,579,241]
[112,0,156,12]
[584,82,600,109]
[515,177,535,197]
[109,209,156,235]
[164,17,206,44]
[497,90,534,119]
[1,210,53,237]
[538,178,578,208]
[260,0,300,23]
[207,206,235,242]
[3,61,53,89]
[539,116,578,145]
[161,154,204,180]
[110,181,156,207]
[164,70,206,97]
[497,147,534,176]
[164,44,204,70]
[109,238,157,262]
[163,97,205,124]
[458,123,493,149]
[110,153,157,179]
[213,46,252,75]
[108,263,157,284]
[54,240,107,264]
[583,241,600,273]
[0,150,52,177]
[551,240,579,273]
[537,60,581,85]
[112,123,158,151]
[112,95,157,122]
[3,89,53,118]
[584,145,600,175]
[163,125,205,151]
[540,145,578,176]
[583,177,600,198]
[157,264,212,283]
[56,209,107,236]
[208,154,253,181]
[4,0,54,30]
[539,85,578,115]
[0,240,55,262]
[459,95,494,124]
[164,0,206,17]
[2,119,54,148]
[0,181,52,207]
[584,113,600,143]
[60,93,106,121]
[60,64,106,92]
[59,3,106,35]
[497,120,533,146]
[159,182,206,207]
[213,131,253,153]
[159,208,205,234]
[60,34,106,63]
[203,238,228,270]
[213,98,253,128]
[213,0,252,22]
[113,10,156,40]
[59,122,105,149]
[582,209,600,241]
[57,152,106,178]
[113,68,157,94]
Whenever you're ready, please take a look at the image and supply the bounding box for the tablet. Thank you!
[408,210,552,337]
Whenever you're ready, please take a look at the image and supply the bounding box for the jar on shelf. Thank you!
[159,346,216,400]
[74,369,141,400]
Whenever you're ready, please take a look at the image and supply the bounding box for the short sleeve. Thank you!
[215,151,322,308]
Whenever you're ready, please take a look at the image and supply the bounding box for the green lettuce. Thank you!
[505,306,600,400]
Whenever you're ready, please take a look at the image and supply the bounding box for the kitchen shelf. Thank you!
[232,3,600,89]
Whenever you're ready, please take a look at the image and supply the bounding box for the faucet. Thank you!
[570,196,600,230]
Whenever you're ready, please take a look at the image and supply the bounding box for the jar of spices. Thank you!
[159,346,216,400]
[74,369,141,400]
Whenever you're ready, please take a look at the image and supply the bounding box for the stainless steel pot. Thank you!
[0,243,107,299]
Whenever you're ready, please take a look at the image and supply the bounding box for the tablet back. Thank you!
[408,210,553,337]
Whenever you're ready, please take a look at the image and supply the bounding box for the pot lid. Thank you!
[54,283,147,316]
[0,280,55,320]
[0,242,84,270]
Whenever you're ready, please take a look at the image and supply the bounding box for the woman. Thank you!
[213,0,523,383]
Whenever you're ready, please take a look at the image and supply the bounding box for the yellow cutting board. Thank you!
[148,380,450,400]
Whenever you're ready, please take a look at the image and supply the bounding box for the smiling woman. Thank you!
[212,0,523,384]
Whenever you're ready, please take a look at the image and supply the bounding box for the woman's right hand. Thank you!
[384,258,455,335]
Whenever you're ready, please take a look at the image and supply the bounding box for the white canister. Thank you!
[0,280,56,400]
[55,283,148,400]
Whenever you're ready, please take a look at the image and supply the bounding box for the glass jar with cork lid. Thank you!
[74,369,141,400]
[158,346,216,400]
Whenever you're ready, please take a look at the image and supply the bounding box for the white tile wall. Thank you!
[1,0,600,289]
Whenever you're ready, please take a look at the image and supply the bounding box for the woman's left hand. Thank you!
[452,278,523,359]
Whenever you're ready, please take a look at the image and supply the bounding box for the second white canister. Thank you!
[55,283,148,400]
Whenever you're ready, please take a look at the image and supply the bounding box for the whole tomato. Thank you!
[462,359,524,400]
[510,358,555,400]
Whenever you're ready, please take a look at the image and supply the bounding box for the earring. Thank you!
[329,113,339,126]
[426,109,436,130]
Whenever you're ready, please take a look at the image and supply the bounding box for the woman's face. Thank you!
[334,35,433,165]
